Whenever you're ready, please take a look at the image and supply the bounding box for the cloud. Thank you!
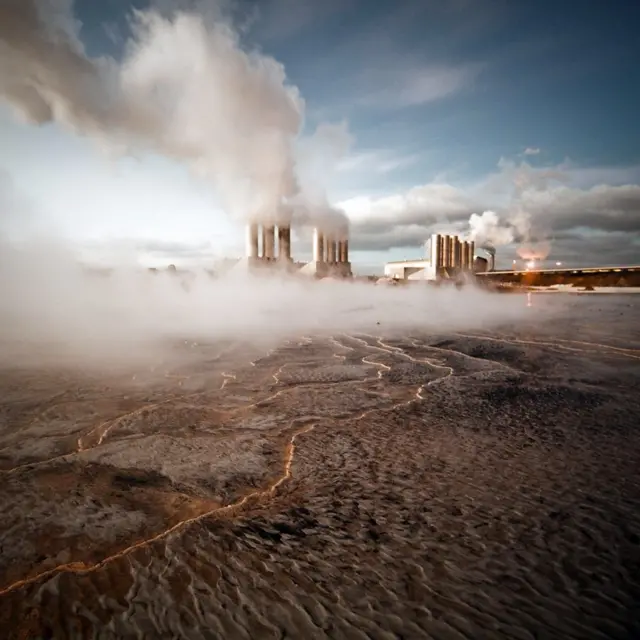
[0,0,353,233]
[524,147,540,155]
[341,183,475,227]
[0,167,52,240]
[338,160,640,266]
[336,149,420,175]
[355,63,483,109]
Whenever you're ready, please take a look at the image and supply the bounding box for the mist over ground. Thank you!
[0,237,548,370]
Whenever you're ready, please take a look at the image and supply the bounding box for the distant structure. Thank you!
[384,233,483,281]
[244,222,293,269]
[240,221,352,278]
[474,256,489,272]
[300,226,352,278]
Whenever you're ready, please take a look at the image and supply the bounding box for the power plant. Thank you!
[244,222,293,266]
[384,233,485,282]
[427,234,476,275]
[300,228,351,278]
[241,222,352,278]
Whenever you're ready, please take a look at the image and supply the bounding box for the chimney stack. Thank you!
[448,236,457,268]
[338,239,349,263]
[312,228,324,262]
[453,238,461,269]
[278,225,291,261]
[326,235,336,263]
[441,235,451,269]
[245,223,259,259]
[263,225,275,259]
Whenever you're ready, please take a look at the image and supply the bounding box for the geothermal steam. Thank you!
[467,160,564,255]
[0,0,347,229]
[0,238,540,370]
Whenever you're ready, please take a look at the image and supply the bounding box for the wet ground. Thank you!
[1,294,639,639]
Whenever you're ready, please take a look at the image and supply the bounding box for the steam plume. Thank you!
[468,211,515,247]
[0,236,539,370]
[467,160,564,250]
[0,0,310,225]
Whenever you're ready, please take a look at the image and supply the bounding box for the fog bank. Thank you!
[0,239,547,370]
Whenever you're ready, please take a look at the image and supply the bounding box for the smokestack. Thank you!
[436,234,443,269]
[448,236,457,269]
[467,241,475,267]
[245,223,259,259]
[337,239,349,263]
[326,236,336,263]
[429,234,439,270]
[313,228,324,262]
[278,225,291,261]
[263,225,275,259]
[461,241,469,269]
[441,235,450,268]
[453,237,461,269]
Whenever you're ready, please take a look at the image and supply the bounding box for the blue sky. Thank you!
[1,0,639,272]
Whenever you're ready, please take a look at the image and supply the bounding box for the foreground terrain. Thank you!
[1,295,639,639]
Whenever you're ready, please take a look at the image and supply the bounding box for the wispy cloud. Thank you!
[524,147,541,155]
[356,63,483,109]
[337,149,420,174]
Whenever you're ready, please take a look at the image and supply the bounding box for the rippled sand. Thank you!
[1,295,639,639]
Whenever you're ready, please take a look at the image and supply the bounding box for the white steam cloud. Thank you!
[0,238,542,371]
[468,211,516,248]
[0,0,347,229]
[467,160,565,250]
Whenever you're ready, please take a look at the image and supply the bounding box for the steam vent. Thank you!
[300,227,352,278]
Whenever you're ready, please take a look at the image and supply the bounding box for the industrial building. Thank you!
[244,222,293,266]
[241,222,352,278]
[300,227,352,278]
[384,233,482,282]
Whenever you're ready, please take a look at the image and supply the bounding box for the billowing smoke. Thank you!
[468,211,525,248]
[0,0,331,227]
[293,121,352,235]
[467,160,564,252]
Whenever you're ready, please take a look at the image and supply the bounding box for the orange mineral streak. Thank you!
[454,333,640,360]
[0,334,453,598]
[0,421,315,598]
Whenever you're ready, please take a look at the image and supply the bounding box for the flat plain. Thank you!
[1,293,639,639]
